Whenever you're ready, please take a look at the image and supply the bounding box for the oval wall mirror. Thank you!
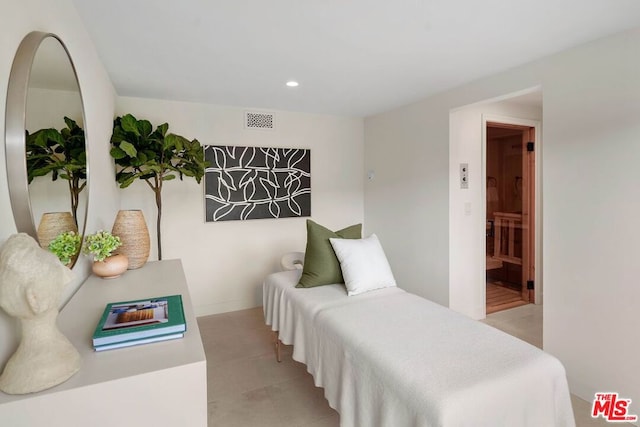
[5,32,88,268]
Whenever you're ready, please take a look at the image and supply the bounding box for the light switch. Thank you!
[464,202,472,216]
[460,163,469,189]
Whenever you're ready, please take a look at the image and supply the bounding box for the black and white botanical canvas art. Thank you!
[204,145,311,222]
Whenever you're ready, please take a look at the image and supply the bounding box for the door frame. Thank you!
[482,114,542,305]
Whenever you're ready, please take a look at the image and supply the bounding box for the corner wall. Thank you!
[116,96,364,315]
[0,0,118,366]
[365,28,640,418]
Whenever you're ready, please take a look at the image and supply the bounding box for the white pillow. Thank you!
[329,234,396,296]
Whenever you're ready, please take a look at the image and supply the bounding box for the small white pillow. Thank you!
[329,234,396,296]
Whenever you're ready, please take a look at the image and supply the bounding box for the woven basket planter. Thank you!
[37,212,78,250]
[111,209,150,269]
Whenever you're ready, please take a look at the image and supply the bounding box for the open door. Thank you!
[486,122,536,313]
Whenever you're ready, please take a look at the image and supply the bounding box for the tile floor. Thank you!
[198,304,628,427]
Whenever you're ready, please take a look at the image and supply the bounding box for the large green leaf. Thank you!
[64,117,79,131]
[138,119,152,137]
[156,123,168,137]
[109,147,127,160]
[119,140,138,157]
[120,114,140,135]
[162,135,175,152]
[116,171,138,188]
[111,125,127,143]
[120,175,137,188]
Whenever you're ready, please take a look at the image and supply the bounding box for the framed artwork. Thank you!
[204,145,311,222]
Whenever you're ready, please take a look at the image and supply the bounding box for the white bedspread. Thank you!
[263,270,575,427]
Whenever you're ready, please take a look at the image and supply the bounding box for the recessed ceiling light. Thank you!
[286,81,299,87]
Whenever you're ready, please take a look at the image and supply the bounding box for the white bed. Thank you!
[263,269,575,427]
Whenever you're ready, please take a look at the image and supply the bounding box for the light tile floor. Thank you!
[198,304,628,426]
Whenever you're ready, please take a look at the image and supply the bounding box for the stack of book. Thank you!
[92,295,186,352]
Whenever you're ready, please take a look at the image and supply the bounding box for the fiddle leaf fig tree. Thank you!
[110,114,207,260]
[26,117,87,225]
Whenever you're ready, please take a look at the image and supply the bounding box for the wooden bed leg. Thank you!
[273,331,282,363]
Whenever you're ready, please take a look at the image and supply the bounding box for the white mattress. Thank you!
[263,270,575,427]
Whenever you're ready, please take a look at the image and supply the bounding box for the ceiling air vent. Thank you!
[245,111,275,130]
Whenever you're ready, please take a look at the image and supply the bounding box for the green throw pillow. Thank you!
[297,219,362,288]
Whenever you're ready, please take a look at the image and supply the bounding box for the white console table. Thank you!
[0,259,207,426]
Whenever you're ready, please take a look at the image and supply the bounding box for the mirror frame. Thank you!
[4,31,89,263]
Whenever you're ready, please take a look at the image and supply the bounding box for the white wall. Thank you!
[365,28,640,418]
[449,99,542,319]
[0,0,117,369]
[116,96,364,315]
[364,101,451,305]
[542,29,640,412]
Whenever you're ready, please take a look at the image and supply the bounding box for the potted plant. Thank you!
[82,230,128,278]
[48,230,82,267]
[26,117,87,226]
[110,114,207,260]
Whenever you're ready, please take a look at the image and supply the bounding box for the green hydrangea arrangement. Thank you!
[48,231,82,266]
[82,230,122,262]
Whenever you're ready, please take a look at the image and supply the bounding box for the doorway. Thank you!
[485,122,535,314]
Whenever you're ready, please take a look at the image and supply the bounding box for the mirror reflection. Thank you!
[24,36,87,266]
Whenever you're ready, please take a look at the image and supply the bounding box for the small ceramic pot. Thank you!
[92,254,129,279]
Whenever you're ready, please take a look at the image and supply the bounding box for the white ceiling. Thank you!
[72,0,640,117]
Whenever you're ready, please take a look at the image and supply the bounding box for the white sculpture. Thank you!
[0,233,81,394]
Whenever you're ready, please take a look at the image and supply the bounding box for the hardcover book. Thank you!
[94,332,185,352]
[92,295,186,346]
